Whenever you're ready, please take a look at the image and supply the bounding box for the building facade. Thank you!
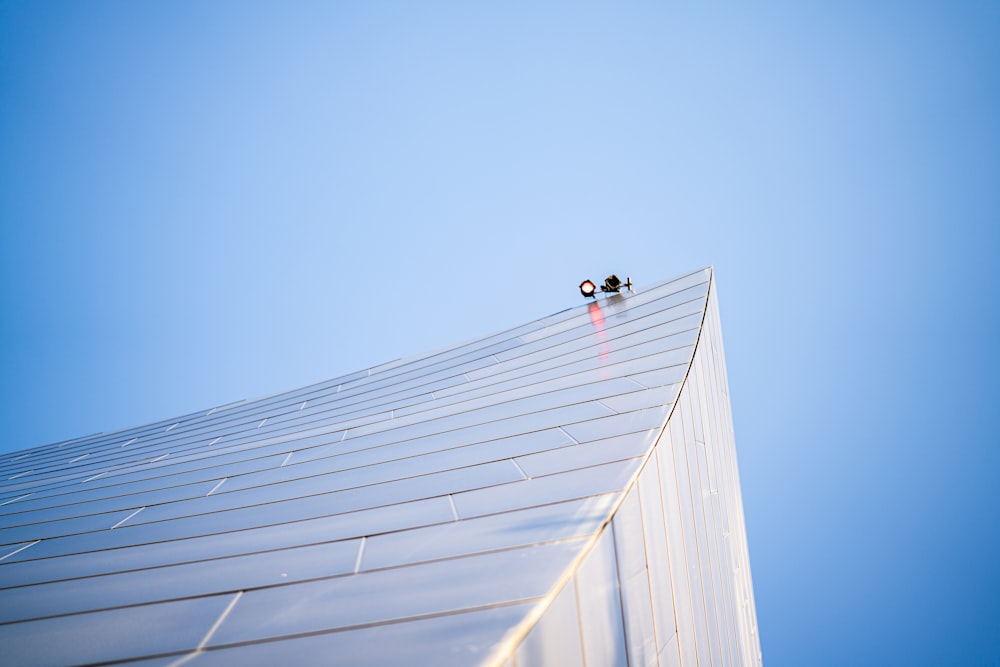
[0,267,760,666]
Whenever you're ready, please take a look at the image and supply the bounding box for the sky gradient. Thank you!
[1,2,998,665]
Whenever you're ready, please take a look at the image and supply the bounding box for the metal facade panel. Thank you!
[0,267,759,666]
[490,271,762,667]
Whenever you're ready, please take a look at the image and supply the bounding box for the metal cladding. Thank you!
[0,267,761,666]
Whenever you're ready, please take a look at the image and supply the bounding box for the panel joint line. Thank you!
[198,591,243,649]
[354,537,367,574]
[0,540,40,562]
[111,507,145,530]
[0,493,33,507]
[207,478,227,496]
[625,376,649,389]
[558,426,580,444]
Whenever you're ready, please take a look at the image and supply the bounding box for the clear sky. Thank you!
[1,2,998,664]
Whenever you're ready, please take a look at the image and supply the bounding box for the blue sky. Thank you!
[1,2,998,664]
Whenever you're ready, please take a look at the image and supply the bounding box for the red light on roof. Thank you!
[580,280,597,298]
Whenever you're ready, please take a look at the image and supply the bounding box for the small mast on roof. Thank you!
[579,274,633,298]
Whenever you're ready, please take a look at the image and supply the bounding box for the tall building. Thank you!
[0,267,761,666]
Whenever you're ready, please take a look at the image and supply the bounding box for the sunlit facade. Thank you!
[0,267,760,666]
